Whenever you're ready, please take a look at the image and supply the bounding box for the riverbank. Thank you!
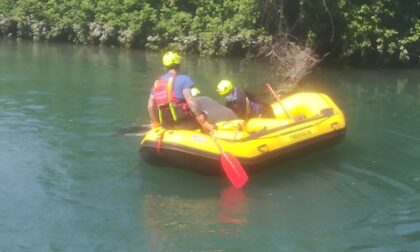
[1,0,419,66]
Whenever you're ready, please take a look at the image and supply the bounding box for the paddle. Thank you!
[265,83,292,119]
[210,132,248,188]
[118,124,152,136]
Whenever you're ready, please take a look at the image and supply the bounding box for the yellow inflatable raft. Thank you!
[140,92,346,175]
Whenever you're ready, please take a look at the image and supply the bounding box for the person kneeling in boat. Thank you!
[147,51,214,132]
[190,88,238,124]
[216,80,275,120]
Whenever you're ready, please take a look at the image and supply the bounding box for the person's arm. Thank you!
[226,97,246,119]
[237,90,248,119]
[183,88,200,115]
[183,89,214,131]
[195,113,214,132]
[147,95,160,128]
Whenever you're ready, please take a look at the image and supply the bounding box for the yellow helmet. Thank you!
[162,51,181,67]
[191,87,201,97]
[216,80,234,96]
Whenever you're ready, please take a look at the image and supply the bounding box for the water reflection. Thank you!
[330,71,420,105]
[142,186,248,250]
[218,187,247,224]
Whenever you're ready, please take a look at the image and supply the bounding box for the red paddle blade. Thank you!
[220,152,249,188]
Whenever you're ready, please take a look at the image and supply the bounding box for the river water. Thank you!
[1,41,419,251]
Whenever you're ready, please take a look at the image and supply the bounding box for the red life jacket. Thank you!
[153,70,190,123]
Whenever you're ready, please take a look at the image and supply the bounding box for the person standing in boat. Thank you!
[190,88,238,124]
[216,80,275,120]
[147,51,214,131]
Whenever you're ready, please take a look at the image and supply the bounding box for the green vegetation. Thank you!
[0,0,419,65]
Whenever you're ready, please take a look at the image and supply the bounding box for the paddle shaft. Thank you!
[210,132,248,188]
[118,124,152,136]
[210,133,233,166]
[265,83,292,119]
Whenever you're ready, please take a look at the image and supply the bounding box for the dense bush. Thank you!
[0,0,419,65]
[337,0,420,65]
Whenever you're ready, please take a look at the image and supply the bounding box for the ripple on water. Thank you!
[0,74,21,81]
[392,195,420,239]
[330,164,420,250]
[26,90,53,96]
[342,164,417,195]
[23,104,47,111]
[377,127,420,143]
[0,98,19,105]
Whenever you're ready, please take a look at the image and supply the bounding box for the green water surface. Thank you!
[1,41,420,252]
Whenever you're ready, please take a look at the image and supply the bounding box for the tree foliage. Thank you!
[0,0,419,65]
[338,0,419,65]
